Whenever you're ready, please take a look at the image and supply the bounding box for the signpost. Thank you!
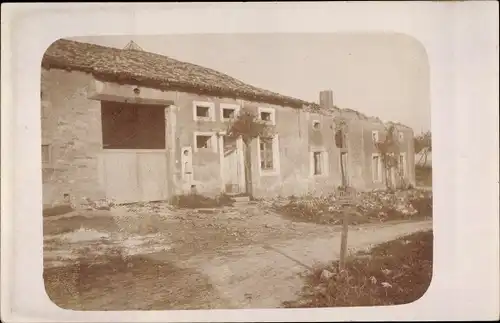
[336,186,357,270]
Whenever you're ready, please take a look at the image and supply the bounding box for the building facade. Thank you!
[41,39,415,207]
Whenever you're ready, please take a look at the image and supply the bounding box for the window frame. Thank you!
[371,152,383,182]
[398,152,407,176]
[257,106,276,126]
[192,101,216,122]
[309,147,329,177]
[372,130,380,143]
[257,135,280,176]
[220,103,241,122]
[193,131,217,153]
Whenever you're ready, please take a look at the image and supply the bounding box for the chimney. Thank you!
[319,90,334,110]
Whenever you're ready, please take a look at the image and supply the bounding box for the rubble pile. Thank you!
[79,197,116,211]
[273,189,432,225]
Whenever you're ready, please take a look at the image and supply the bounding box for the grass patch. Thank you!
[275,189,432,225]
[170,193,235,209]
[283,230,433,307]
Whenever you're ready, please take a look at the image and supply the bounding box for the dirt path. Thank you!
[44,203,432,310]
[149,219,432,309]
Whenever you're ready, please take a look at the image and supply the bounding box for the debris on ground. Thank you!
[80,197,116,211]
[270,189,432,225]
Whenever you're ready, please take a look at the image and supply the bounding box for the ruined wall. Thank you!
[359,120,389,190]
[357,121,416,190]
[41,69,105,206]
[396,125,416,186]
[250,107,344,198]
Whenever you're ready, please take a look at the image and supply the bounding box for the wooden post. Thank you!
[338,187,355,271]
[339,209,349,270]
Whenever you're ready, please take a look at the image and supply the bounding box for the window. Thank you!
[42,144,51,164]
[194,132,217,152]
[258,135,280,175]
[398,132,404,141]
[372,153,382,182]
[313,152,322,174]
[260,138,274,170]
[258,107,276,125]
[312,121,321,130]
[310,150,329,176]
[196,136,211,149]
[399,153,406,176]
[196,106,210,118]
[101,101,166,149]
[220,103,240,121]
[223,109,234,119]
[372,130,379,143]
[261,112,271,121]
[335,129,347,148]
[192,101,215,121]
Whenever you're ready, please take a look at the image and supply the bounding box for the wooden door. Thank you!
[222,136,243,193]
[98,150,168,204]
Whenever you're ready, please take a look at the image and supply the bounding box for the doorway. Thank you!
[220,135,244,194]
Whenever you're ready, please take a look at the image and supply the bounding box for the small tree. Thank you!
[414,131,432,167]
[375,124,401,190]
[226,108,274,197]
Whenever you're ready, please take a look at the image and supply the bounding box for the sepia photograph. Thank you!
[41,33,433,310]
[2,2,499,322]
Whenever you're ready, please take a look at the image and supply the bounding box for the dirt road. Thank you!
[43,203,432,310]
[161,219,432,309]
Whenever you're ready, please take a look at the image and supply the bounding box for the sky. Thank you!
[73,33,431,134]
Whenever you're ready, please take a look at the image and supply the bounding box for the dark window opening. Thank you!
[196,135,212,149]
[313,121,321,130]
[260,138,274,170]
[222,108,235,119]
[101,101,166,149]
[335,130,346,148]
[313,151,323,175]
[260,111,272,122]
[196,106,210,118]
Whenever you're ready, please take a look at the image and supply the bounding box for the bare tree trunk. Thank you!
[243,139,253,197]
[385,166,392,190]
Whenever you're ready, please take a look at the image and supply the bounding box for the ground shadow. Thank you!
[44,250,219,310]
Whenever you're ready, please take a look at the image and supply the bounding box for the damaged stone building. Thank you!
[41,39,416,207]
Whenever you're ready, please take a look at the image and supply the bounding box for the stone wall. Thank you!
[41,69,104,206]
[41,69,417,205]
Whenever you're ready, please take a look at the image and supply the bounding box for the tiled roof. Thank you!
[42,39,311,108]
[41,38,412,131]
